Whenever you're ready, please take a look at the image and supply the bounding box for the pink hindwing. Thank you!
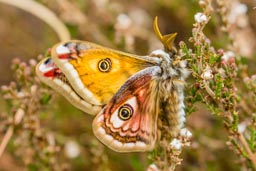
[92,66,161,152]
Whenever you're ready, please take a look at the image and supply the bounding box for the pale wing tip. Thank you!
[36,58,102,115]
[56,44,70,55]
[36,57,54,75]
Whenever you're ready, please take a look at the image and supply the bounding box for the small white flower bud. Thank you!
[180,128,192,138]
[169,138,182,150]
[201,68,213,80]
[64,140,80,158]
[116,13,132,29]
[237,122,247,133]
[147,163,160,171]
[221,51,235,61]
[194,12,207,23]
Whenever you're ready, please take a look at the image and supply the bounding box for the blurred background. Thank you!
[0,0,255,171]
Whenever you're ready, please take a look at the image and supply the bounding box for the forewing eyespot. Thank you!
[98,58,112,73]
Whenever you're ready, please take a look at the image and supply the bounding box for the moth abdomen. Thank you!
[162,91,185,138]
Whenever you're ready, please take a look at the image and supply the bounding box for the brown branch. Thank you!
[0,109,24,158]
[0,127,13,158]
[239,133,256,167]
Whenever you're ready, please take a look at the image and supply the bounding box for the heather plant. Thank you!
[0,0,256,171]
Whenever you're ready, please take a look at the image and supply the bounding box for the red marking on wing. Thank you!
[44,68,61,77]
[58,54,70,59]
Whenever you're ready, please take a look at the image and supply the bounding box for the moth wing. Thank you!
[51,40,161,105]
[36,57,102,115]
[92,66,161,152]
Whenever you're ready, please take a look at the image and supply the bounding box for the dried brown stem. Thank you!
[0,0,70,41]
[0,127,13,158]
[0,108,24,158]
[239,133,256,167]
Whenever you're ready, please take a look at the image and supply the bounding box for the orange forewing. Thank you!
[51,40,159,105]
